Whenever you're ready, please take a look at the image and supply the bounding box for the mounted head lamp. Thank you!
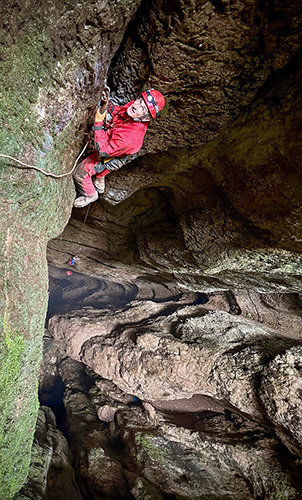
[141,89,165,119]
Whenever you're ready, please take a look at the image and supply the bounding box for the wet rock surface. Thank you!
[22,288,300,499]
[1,0,302,498]
[47,264,204,319]
[21,319,302,499]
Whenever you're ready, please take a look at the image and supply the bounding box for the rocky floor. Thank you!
[15,279,302,499]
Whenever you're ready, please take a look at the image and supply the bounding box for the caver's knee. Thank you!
[73,169,81,182]
[74,152,99,180]
[73,162,87,182]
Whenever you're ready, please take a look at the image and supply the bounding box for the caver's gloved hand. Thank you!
[95,86,110,123]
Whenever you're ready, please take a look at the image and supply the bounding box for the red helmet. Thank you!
[141,89,165,119]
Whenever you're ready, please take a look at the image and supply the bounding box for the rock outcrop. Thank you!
[0,0,142,495]
[14,406,83,500]
[1,0,302,498]
[47,301,302,427]
[23,321,302,499]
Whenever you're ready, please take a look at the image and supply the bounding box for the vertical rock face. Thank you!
[31,309,302,499]
[0,0,141,497]
[110,0,302,151]
[0,0,302,498]
[49,50,302,291]
[47,301,302,427]
[14,406,84,500]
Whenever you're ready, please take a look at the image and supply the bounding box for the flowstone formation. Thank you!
[0,0,302,498]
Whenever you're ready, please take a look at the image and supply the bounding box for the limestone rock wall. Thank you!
[109,0,302,153]
[22,300,302,498]
[0,0,140,496]
[47,300,302,434]
[48,49,302,291]
[0,0,302,497]
[48,4,302,292]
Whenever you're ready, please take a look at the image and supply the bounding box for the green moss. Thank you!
[0,24,52,152]
[0,325,32,499]
[0,199,61,499]
[135,433,164,462]
[0,328,25,430]
[0,5,84,498]
[0,275,46,498]
[0,14,76,237]
[0,125,75,238]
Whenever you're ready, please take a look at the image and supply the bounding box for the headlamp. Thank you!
[146,90,159,115]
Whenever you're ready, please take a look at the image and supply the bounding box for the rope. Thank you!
[0,91,144,179]
[73,203,92,259]
[0,141,88,178]
[0,87,145,179]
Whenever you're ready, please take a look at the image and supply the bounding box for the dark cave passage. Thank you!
[47,264,139,319]
[39,374,68,436]
[46,263,210,321]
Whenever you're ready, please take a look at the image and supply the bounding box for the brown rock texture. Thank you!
[48,50,302,291]
[0,0,143,496]
[260,346,302,457]
[47,303,300,422]
[34,282,300,499]
[110,0,302,153]
[125,412,298,500]
[29,349,302,499]
[14,406,83,500]
[1,0,302,498]
[33,334,302,499]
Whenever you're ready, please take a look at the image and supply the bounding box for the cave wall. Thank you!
[20,306,302,499]
[48,50,302,292]
[0,0,302,498]
[48,0,302,291]
[0,0,141,496]
[118,54,302,291]
[109,0,302,152]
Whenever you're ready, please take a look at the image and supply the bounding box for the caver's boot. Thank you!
[93,176,105,193]
[73,191,98,208]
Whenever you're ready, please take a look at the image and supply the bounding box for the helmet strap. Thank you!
[133,113,151,122]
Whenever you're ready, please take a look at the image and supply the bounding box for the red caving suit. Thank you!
[74,101,149,196]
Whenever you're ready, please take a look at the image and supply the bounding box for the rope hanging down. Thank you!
[0,142,88,178]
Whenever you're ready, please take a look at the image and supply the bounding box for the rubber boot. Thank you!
[74,191,98,208]
[93,176,105,193]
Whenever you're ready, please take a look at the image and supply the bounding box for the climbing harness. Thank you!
[0,88,163,176]
[0,142,88,178]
